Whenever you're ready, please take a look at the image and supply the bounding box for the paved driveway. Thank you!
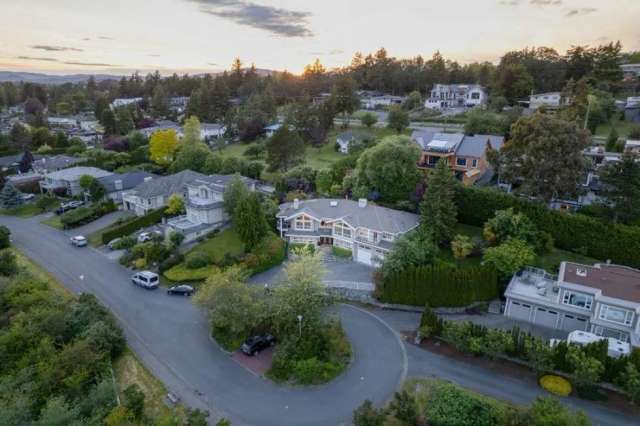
[1,215,406,426]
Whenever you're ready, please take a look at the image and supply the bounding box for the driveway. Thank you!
[0,215,406,426]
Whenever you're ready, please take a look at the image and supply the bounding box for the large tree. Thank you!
[266,126,305,172]
[233,192,268,250]
[420,159,458,245]
[352,135,420,203]
[331,75,360,126]
[0,182,23,209]
[387,105,410,134]
[149,129,179,166]
[499,113,588,202]
[494,63,534,104]
[223,175,249,216]
[600,153,640,224]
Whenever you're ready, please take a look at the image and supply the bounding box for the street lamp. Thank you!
[297,315,303,338]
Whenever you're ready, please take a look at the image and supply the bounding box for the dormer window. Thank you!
[562,291,592,310]
[200,188,208,198]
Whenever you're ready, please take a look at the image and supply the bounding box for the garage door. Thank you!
[509,301,532,322]
[561,314,588,332]
[356,245,372,265]
[535,307,559,328]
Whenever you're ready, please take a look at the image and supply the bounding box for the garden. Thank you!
[194,248,352,385]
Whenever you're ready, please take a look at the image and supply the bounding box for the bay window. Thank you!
[295,215,312,231]
[334,222,352,239]
[599,305,634,326]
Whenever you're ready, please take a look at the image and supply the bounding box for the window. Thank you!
[200,188,208,198]
[472,159,478,168]
[295,215,312,230]
[382,232,393,241]
[334,222,352,239]
[456,158,467,167]
[471,92,480,100]
[562,291,593,310]
[599,305,634,326]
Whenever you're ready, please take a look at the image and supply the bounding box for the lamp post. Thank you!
[297,315,303,338]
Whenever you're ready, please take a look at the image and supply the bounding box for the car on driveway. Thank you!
[167,284,195,296]
[137,231,162,243]
[107,238,122,250]
[70,235,88,247]
[21,193,35,201]
[241,334,276,356]
[56,200,84,215]
[131,271,159,289]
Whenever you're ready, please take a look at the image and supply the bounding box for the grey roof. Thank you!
[129,170,206,199]
[411,130,438,150]
[277,198,420,235]
[337,130,371,143]
[425,133,464,153]
[188,174,257,192]
[32,155,84,173]
[98,171,157,193]
[45,166,112,181]
[0,153,43,168]
[456,135,504,157]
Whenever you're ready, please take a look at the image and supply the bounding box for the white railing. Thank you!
[323,280,374,292]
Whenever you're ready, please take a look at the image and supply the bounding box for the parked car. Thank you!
[55,200,84,215]
[241,334,276,356]
[70,235,88,247]
[167,284,195,296]
[131,271,160,289]
[107,238,122,250]
[21,193,35,201]
[137,231,162,243]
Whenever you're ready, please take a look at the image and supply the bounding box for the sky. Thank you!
[0,0,639,75]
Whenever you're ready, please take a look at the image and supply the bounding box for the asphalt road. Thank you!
[1,215,406,426]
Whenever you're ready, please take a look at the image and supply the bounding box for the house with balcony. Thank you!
[166,174,265,243]
[276,198,420,267]
[504,262,640,347]
[412,130,504,185]
[424,84,487,110]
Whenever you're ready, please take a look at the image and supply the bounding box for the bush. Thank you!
[186,252,211,269]
[159,252,184,274]
[456,186,640,267]
[0,226,10,249]
[425,382,500,426]
[289,243,315,254]
[164,264,217,282]
[111,236,136,250]
[60,200,117,228]
[0,250,18,276]
[377,264,498,307]
[331,246,352,258]
[101,208,166,244]
[539,375,572,397]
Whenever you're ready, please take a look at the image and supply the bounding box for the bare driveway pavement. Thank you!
[2,214,639,425]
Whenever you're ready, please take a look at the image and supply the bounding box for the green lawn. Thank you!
[595,119,638,138]
[0,196,59,218]
[40,215,64,230]
[188,227,245,263]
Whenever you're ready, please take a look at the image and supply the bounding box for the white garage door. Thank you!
[356,245,372,265]
[561,314,588,332]
[509,301,532,321]
[535,307,559,328]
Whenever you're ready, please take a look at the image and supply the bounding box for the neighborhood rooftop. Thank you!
[128,169,205,199]
[278,198,420,234]
[44,166,112,181]
[563,262,640,304]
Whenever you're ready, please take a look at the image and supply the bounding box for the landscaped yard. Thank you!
[188,227,245,262]
[0,195,59,218]
[595,118,638,138]
[40,214,64,229]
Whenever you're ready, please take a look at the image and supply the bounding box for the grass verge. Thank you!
[40,215,64,230]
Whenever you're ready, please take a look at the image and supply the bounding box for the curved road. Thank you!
[1,215,406,425]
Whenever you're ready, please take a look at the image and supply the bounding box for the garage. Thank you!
[561,314,588,332]
[534,307,559,328]
[356,244,372,266]
[508,300,532,322]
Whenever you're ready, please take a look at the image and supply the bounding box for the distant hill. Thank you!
[0,71,122,85]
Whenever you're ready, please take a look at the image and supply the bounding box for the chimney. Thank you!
[144,176,153,182]
[293,198,299,209]
[114,179,123,190]
[358,198,368,208]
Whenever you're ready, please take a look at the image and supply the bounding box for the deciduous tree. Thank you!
[387,104,409,133]
[266,126,305,172]
[149,129,179,166]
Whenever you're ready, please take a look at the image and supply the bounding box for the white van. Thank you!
[131,271,159,289]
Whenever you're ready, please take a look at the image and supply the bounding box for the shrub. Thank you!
[539,375,572,397]
[159,252,184,274]
[132,258,146,269]
[331,246,352,258]
[289,243,315,254]
[353,400,385,426]
[186,252,211,269]
[101,208,166,244]
[0,250,18,276]
[291,357,342,384]
[0,226,10,249]
[425,382,500,426]
[60,200,118,228]
[111,236,136,250]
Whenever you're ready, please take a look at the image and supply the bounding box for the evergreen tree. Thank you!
[266,126,305,172]
[233,192,268,250]
[223,175,249,216]
[605,125,619,152]
[600,153,640,224]
[0,182,23,209]
[101,109,117,135]
[18,150,34,173]
[420,159,458,245]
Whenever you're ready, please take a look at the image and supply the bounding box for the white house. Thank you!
[39,166,113,196]
[528,92,564,110]
[361,95,405,110]
[276,198,420,267]
[47,117,78,129]
[424,84,487,109]
[111,98,144,109]
[201,123,226,141]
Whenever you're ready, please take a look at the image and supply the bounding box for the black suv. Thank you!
[240,334,276,356]
[167,284,195,296]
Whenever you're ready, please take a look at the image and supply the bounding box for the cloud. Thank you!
[187,0,313,37]
[17,56,59,62]
[63,61,116,67]
[98,36,114,40]
[530,0,561,5]
[498,0,519,5]
[148,54,161,57]
[208,62,220,66]
[566,7,597,17]
[31,45,83,52]
[82,38,91,41]
[308,49,344,56]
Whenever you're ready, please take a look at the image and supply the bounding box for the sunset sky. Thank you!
[1,0,639,75]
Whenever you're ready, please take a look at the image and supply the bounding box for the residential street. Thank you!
[2,214,638,425]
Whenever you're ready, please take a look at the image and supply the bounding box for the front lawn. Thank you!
[595,118,637,138]
[164,264,218,282]
[189,228,245,263]
[0,195,59,218]
[40,215,64,230]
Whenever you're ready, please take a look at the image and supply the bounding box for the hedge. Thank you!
[456,186,640,268]
[60,200,117,229]
[101,207,166,245]
[377,264,498,307]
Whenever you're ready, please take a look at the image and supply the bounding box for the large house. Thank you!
[166,174,263,242]
[276,198,420,267]
[424,84,487,109]
[504,262,640,347]
[361,94,405,110]
[98,171,157,203]
[122,170,205,216]
[39,166,113,196]
[411,130,504,185]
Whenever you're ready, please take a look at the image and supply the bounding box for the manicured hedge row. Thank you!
[61,200,117,228]
[376,264,498,307]
[455,186,640,268]
[101,207,166,244]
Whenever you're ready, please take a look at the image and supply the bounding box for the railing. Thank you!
[187,197,219,208]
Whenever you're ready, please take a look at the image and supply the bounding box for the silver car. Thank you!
[70,236,88,247]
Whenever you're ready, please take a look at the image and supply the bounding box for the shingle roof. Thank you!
[563,262,640,304]
[456,135,504,157]
[129,170,205,199]
[32,155,84,173]
[277,198,420,234]
[45,166,112,181]
[411,131,504,157]
[98,171,157,193]
[188,174,257,192]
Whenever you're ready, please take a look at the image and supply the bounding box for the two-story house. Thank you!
[122,170,205,216]
[276,198,420,267]
[166,174,268,243]
[39,166,113,196]
[412,130,504,185]
[504,262,640,347]
[424,84,487,109]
